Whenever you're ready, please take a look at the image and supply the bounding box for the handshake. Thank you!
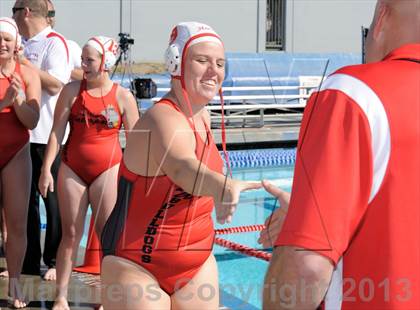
[215,178,291,248]
[257,180,291,249]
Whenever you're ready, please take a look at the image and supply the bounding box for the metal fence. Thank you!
[266,0,286,50]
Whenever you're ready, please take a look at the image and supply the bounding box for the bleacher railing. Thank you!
[145,76,322,127]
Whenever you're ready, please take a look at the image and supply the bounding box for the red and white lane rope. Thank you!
[214,237,272,261]
[214,224,271,261]
[215,224,266,235]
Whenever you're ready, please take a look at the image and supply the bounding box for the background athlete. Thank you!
[0,17,40,309]
[38,36,139,310]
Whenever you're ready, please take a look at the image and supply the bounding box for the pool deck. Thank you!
[119,123,300,150]
[0,253,102,310]
[213,124,300,147]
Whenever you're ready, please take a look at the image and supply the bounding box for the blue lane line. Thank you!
[222,148,297,169]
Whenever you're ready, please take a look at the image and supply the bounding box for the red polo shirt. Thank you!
[276,44,420,309]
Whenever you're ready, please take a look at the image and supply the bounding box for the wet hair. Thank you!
[18,0,48,18]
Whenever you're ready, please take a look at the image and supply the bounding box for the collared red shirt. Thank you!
[276,44,420,309]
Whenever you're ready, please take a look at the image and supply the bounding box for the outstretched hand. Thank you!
[258,180,291,248]
[215,179,262,224]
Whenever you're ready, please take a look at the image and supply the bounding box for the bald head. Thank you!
[365,0,420,63]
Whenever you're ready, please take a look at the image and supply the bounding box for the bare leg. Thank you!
[88,164,119,236]
[172,254,219,310]
[53,163,89,310]
[88,164,119,309]
[0,204,9,278]
[2,144,31,308]
[101,255,171,309]
[1,207,6,252]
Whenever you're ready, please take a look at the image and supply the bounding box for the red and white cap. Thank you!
[85,36,118,71]
[0,17,22,51]
[165,21,223,77]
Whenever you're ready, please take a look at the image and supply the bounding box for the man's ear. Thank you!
[372,2,389,41]
[24,7,31,17]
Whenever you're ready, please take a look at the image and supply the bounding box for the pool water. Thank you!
[214,164,294,309]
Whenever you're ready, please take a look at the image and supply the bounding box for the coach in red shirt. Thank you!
[261,0,419,309]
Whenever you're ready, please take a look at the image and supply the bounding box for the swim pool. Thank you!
[214,149,295,309]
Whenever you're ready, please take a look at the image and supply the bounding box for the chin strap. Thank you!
[181,87,197,130]
[219,88,232,177]
[179,77,231,177]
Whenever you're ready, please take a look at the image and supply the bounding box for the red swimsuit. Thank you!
[62,80,122,185]
[102,99,223,294]
[0,62,29,170]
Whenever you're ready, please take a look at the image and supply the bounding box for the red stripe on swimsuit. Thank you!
[0,62,29,170]
[62,80,122,185]
[102,99,224,295]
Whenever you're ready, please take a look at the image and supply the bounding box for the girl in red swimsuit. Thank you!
[38,36,139,310]
[0,17,40,309]
[101,22,261,309]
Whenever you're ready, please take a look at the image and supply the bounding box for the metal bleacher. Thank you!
[135,52,362,128]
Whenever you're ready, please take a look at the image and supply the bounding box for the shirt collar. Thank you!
[26,26,52,43]
[383,43,420,61]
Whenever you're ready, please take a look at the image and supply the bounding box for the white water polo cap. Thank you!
[0,17,22,51]
[164,21,223,77]
[86,36,118,71]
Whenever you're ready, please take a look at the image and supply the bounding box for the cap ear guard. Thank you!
[103,39,118,70]
[103,50,116,70]
[88,36,118,71]
[164,43,181,76]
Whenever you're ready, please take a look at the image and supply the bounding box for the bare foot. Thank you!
[8,296,27,309]
[43,267,56,281]
[52,297,70,310]
[8,278,28,309]
[0,269,9,278]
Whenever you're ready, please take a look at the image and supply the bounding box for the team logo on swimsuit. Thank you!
[102,105,119,129]
[17,88,26,102]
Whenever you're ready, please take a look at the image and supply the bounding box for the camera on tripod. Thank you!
[114,32,157,100]
[118,32,134,53]
[131,78,157,99]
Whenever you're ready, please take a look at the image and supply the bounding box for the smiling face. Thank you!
[0,31,16,60]
[81,45,103,79]
[182,41,225,105]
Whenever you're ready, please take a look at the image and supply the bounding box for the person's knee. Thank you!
[6,220,27,237]
[61,226,82,244]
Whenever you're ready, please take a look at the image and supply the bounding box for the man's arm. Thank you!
[264,246,334,309]
[20,55,64,96]
[36,67,63,95]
